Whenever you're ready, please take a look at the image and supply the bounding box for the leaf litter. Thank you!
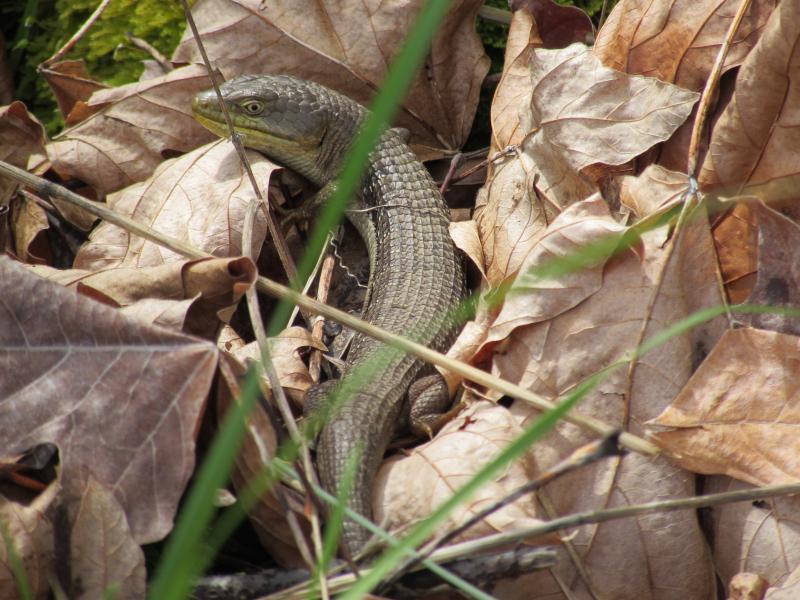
[2,0,800,598]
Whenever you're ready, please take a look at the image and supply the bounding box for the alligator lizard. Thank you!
[192,75,464,556]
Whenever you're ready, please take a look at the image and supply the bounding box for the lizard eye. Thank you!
[242,100,264,115]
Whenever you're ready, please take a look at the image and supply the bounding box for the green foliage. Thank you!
[3,0,186,135]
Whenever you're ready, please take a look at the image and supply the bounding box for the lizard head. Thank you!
[192,74,346,183]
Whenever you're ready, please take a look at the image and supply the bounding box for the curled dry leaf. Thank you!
[509,0,593,50]
[216,354,307,568]
[699,0,800,202]
[173,0,490,157]
[0,257,218,544]
[740,203,800,335]
[703,476,800,596]
[0,479,59,600]
[74,141,273,270]
[0,102,46,204]
[68,477,145,600]
[650,327,800,487]
[728,573,769,600]
[47,64,216,197]
[374,400,547,544]
[29,256,256,339]
[461,198,724,599]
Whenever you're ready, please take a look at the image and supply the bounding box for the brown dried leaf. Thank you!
[68,478,145,600]
[470,200,723,598]
[510,0,593,49]
[46,65,216,196]
[74,141,274,270]
[740,203,800,335]
[619,164,686,219]
[0,102,46,203]
[712,202,758,304]
[651,328,800,486]
[703,476,800,596]
[29,256,256,339]
[38,60,107,124]
[0,256,218,543]
[448,220,485,281]
[0,481,59,600]
[766,566,800,599]
[217,354,307,567]
[526,43,699,206]
[594,0,776,91]
[10,196,50,265]
[699,1,800,202]
[375,401,546,544]
[173,0,489,156]
[232,326,326,404]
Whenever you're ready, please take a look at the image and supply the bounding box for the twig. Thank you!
[477,5,512,26]
[449,144,516,186]
[39,0,112,69]
[124,32,172,73]
[434,481,800,560]
[686,0,753,178]
[439,152,463,196]
[179,0,310,327]
[309,248,336,382]
[0,159,659,457]
[242,196,328,597]
[385,434,622,586]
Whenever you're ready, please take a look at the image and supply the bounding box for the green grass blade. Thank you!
[0,519,33,600]
[147,371,261,599]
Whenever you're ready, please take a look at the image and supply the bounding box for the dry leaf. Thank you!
[466,200,724,599]
[232,326,326,404]
[0,102,46,203]
[699,0,800,202]
[0,481,59,600]
[0,256,218,543]
[526,43,699,207]
[47,65,216,196]
[30,256,257,339]
[375,401,546,544]
[173,0,490,157]
[74,141,273,270]
[740,203,800,335]
[68,477,145,600]
[711,202,759,304]
[766,565,800,599]
[702,476,797,597]
[650,328,800,486]
[728,573,770,600]
[594,0,776,92]
[38,60,107,124]
[510,0,593,49]
[217,354,308,567]
[619,164,687,219]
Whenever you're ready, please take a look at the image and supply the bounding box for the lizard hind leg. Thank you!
[407,372,456,439]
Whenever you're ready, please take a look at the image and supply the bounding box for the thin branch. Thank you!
[686,0,752,177]
[39,0,112,69]
[0,159,659,457]
[124,32,172,73]
[434,481,800,561]
[241,197,326,589]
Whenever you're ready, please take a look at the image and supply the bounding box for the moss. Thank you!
[4,0,186,136]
